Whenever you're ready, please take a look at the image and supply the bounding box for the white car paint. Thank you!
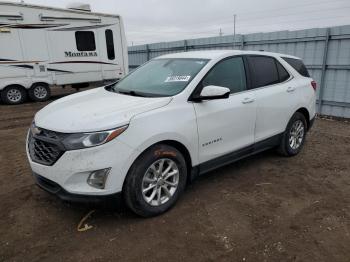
[27,50,316,197]
[35,87,172,133]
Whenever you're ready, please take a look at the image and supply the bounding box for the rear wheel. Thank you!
[1,85,27,105]
[28,83,51,102]
[123,144,187,217]
[278,112,307,156]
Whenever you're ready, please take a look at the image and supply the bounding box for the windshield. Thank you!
[110,58,209,97]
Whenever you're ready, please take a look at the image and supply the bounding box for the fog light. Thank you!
[87,168,111,189]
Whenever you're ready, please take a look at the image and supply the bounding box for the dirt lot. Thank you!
[0,88,349,262]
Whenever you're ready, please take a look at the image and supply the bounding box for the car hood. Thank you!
[35,87,172,133]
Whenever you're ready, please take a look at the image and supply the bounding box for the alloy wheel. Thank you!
[289,120,305,150]
[142,158,179,206]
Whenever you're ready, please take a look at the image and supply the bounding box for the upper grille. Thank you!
[28,130,65,166]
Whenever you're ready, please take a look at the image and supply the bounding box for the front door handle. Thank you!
[287,86,296,93]
[242,97,255,104]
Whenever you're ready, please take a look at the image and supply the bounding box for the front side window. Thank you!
[75,31,96,51]
[111,58,209,97]
[201,57,247,94]
[248,56,279,88]
[105,29,115,60]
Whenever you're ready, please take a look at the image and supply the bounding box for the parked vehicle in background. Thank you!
[0,2,128,104]
[26,50,316,217]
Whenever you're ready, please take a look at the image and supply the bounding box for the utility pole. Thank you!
[233,14,237,49]
[219,28,223,37]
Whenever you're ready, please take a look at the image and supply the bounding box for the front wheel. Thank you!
[277,112,307,157]
[123,144,187,217]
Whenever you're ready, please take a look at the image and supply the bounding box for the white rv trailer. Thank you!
[0,2,128,104]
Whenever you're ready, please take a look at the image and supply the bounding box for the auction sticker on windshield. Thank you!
[165,75,191,82]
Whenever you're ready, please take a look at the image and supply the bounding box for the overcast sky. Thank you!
[4,0,350,45]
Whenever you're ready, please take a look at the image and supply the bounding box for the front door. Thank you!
[193,56,257,164]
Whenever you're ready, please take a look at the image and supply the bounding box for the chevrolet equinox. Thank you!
[27,50,316,217]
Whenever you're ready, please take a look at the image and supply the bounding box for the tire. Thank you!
[28,83,51,102]
[277,112,307,157]
[0,85,27,105]
[123,144,187,217]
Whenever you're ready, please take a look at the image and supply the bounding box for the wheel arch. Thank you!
[295,107,310,130]
[4,83,26,90]
[30,82,50,88]
[153,140,193,177]
[122,139,194,188]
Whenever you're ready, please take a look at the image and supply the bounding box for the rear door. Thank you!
[193,56,256,164]
[246,55,299,142]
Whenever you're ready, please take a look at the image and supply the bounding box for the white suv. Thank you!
[27,50,316,217]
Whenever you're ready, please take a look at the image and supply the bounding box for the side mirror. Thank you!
[193,85,230,101]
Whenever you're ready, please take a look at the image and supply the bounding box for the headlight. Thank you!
[62,125,128,150]
[30,121,41,136]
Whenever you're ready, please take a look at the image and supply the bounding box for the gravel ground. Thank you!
[0,88,349,262]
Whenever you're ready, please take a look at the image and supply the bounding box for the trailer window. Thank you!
[105,29,115,60]
[75,31,96,51]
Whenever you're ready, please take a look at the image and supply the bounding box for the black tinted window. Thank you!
[248,56,279,88]
[202,57,247,94]
[276,61,290,82]
[282,57,310,77]
[105,29,115,60]
[75,31,96,51]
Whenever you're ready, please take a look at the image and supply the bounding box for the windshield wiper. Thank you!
[117,90,146,97]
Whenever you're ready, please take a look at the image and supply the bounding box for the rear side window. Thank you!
[282,57,310,77]
[202,57,247,94]
[105,29,115,60]
[247,56,279,88]
[276,61,290,82]
[75,31,96,51]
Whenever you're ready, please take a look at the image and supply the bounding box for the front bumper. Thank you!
[33,173,122,204]
[27,132,140,197]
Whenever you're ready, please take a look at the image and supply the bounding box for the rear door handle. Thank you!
[242,97,255,104]
[287,86,296,93]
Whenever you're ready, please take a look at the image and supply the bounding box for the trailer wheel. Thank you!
[1,85,27,105]
[29,83,51,102]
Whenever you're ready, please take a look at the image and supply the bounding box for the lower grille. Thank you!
[33,173,61,194]
[28,131,64,166]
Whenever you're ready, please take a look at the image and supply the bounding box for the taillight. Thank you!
[311,80,317,91]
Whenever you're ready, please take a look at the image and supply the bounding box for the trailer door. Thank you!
[0,28,26,80]
[99,25,124,80]
[20,30,49,78]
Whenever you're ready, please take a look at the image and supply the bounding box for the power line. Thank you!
[127,0,350,44]
[176,0,349,27]
[234,0,349,16]
[128,10,350,38]
[222,14,350,30]
[221,6,350,24]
